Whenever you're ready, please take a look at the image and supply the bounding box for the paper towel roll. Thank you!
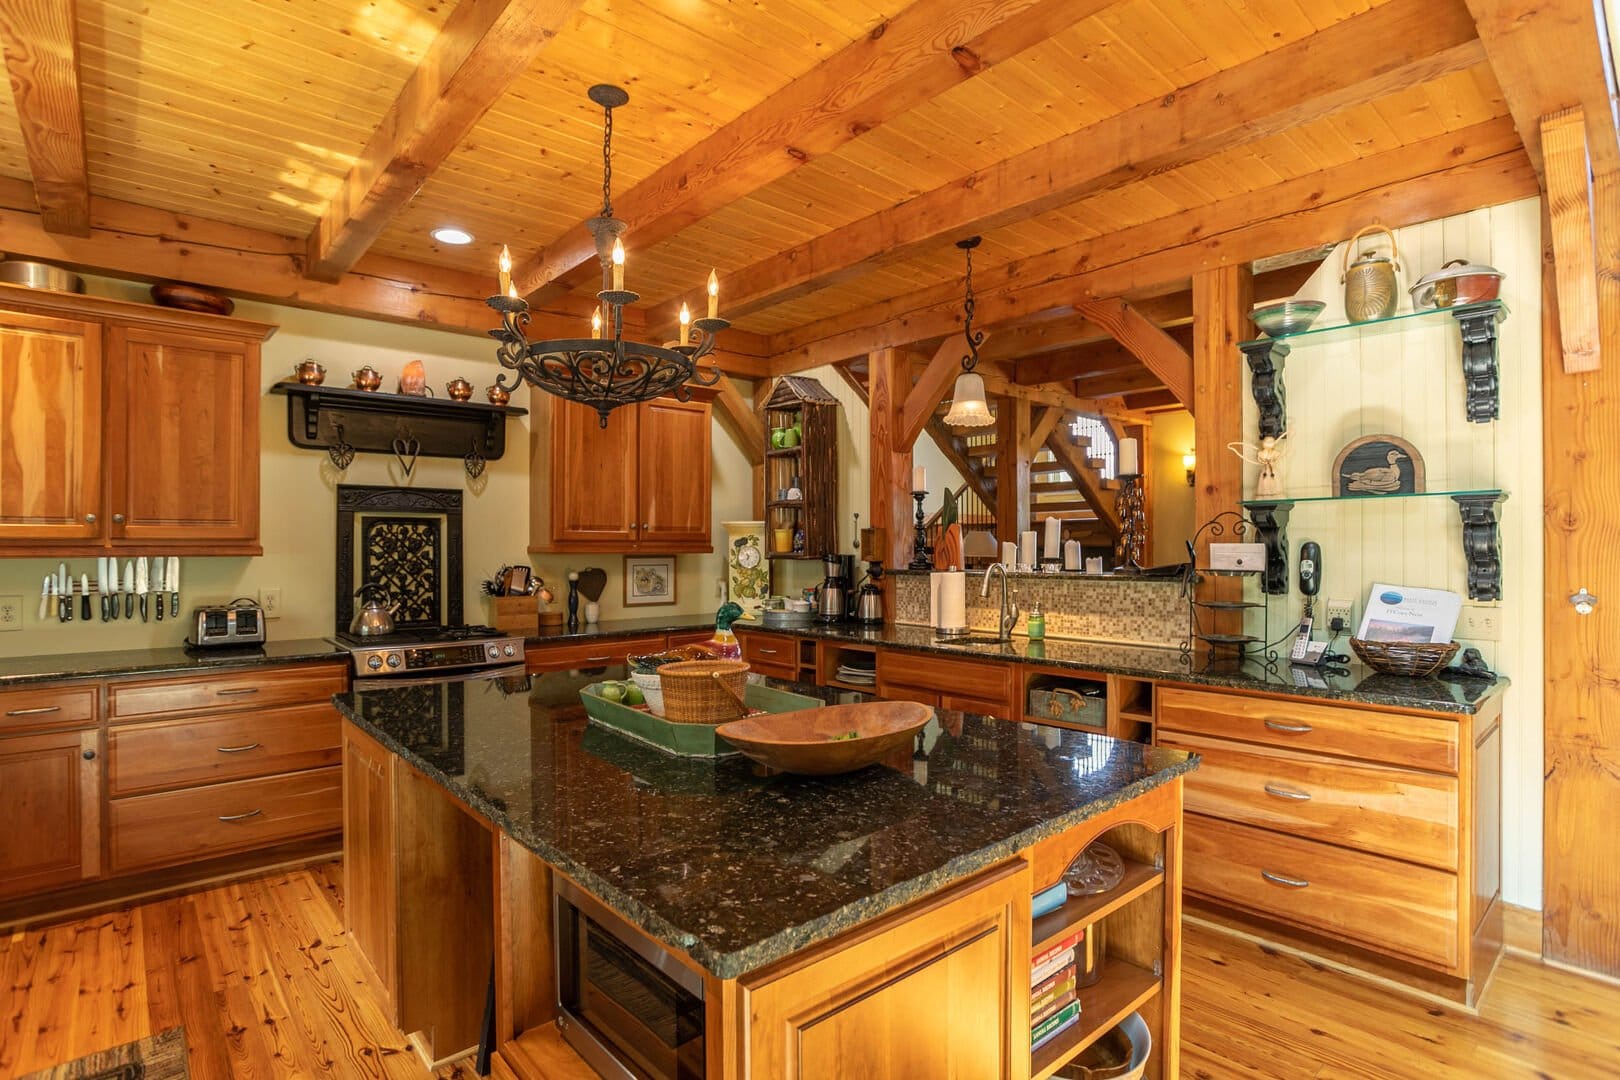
[1064,539,1081,570]
[1044,517,1061,559]
[1019,531,1038,569]
[1001,541,1017,568]
[932,571,967,633]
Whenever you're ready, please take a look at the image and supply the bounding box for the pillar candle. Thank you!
[912,466,926,491]
[1119,437,1140,476]
[1064,539,1081,570]
[1019,530,1037,569]
[1001,541,1017,568]
[1044,517,1061,559]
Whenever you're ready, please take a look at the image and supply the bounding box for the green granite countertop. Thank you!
[334,667,1195,979]
[742,622,1506,715]
[522,614,712,644]
[0,638,348,686]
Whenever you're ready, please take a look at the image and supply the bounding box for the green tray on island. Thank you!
[580,681,824,758]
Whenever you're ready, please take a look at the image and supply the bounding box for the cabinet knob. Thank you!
[642,522,650,530]
[82,749,96,760]
[112,513,125,524]
[85,513,96,524]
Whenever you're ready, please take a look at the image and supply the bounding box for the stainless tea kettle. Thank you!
[350,583,399,636]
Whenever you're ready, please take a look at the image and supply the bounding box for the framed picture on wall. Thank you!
[624,555,677,606]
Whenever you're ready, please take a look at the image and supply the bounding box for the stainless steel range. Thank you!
[331,623,525,677]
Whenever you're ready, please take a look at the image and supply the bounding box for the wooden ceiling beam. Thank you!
[1072,368,1169,398]
[1122,389,1182,412]
[977,362,1147,425]
[1073,298,1194,409]
[1463,0,1620,179]
[304,0,584,283]
[516,0,1115,304]
[1015,325,1195,384]
[768,118,1534,372]
[1542,107,1602,372]
[900,333,980,448]
[0,0,89,236]
[726,0,1485,322]
[1023,406,1063,458]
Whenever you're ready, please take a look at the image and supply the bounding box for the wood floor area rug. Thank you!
[18,1027,188,1080]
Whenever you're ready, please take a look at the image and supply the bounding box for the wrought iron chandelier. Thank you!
[486,85,726,427]
[943,236,994,427]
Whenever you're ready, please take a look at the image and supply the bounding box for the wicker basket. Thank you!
[658,660,751,723]
[1349,638,1459,677]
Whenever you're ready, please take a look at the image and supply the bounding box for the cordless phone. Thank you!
[1290,542,1328,665]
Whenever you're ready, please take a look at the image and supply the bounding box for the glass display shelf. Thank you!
[1242,488,1503,508]
[1239,299,1507,349]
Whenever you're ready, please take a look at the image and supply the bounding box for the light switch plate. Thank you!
[1459,604,1501,641]
[0,595,21,631]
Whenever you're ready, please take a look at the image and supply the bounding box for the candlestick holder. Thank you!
[1115,473,1145,572]
[909,490,933,570]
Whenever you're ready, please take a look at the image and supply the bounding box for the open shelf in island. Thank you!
[1031,960,1162,1080]
[1032,859,1164,956]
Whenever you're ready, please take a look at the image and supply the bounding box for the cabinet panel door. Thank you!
[549,398,639,547]
[105,326,258,543]
[0,311,102,543]
[343,722,398,1004]
[637,398,710,549]
[0,728,100,898]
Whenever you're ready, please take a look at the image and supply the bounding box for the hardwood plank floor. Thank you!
[3,863,1619,1078]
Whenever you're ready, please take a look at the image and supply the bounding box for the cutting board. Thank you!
[934,524,963,571]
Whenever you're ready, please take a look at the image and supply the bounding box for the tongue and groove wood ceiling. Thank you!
[0,0,1580,406]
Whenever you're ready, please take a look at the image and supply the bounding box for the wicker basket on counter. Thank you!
[1349,638,1459,677]
[658,660,751,723]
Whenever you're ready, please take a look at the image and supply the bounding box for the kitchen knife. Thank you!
[124,560,135,619]
[169,557,180,618]
[97,558,107,621]
[38,574,50,622]
[136,557,149,622]
[57,562,69,622]
[152,558,165,621]
[108,558,120,620]
[80,573,90,621]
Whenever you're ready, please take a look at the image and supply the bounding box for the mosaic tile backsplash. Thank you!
[891,571,1185,647]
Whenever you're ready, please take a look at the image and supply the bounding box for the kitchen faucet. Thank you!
[981,563,1019,642]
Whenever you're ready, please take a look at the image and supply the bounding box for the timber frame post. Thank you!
[869,348,914,573]
[1193,265,1253,636]
[995,397,1032,552]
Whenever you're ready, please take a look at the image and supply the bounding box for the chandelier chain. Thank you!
[601,101,614,219]
[961,241,984,373]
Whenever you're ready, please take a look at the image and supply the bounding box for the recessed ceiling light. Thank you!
[431,226,474,246]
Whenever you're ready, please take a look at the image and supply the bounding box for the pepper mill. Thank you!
[566,571,580,629]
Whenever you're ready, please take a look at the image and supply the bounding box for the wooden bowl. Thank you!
[716,700,932,775]
[150,282,234,315]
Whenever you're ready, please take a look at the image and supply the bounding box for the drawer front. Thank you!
[0,684,97,732]
[108,703,341,796]
[108,664,348,721]
[741,632,795,670]
[525,635,668,672]
[1184,814,1459,970]
[1158,686,1458,773]
[941,694,1013,721]
[876,649,1012,702]
[1160,732,1458,870]
[109,766,341,874]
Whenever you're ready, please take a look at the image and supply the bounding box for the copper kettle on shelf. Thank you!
[1340,224,1402,323]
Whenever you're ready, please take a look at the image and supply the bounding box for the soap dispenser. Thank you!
[1026,598,1046,641]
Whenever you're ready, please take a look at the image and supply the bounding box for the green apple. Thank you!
[623,683,645,706]
[598,682,626,703]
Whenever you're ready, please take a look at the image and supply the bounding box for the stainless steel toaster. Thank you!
[189,601,266,648]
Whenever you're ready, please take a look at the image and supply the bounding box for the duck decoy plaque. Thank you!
[1332,434,1425,496]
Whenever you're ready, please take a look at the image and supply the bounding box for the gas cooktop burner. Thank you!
[331,624,525,676]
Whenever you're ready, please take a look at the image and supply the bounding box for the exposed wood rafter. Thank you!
[1073,298,1194,410]
[0,0,89,236]
[304,0,584,282]
[1541,106,1602,373]
[1024,406,1062,457]
[900,333,982,447]
[518,0,1116,304]
[711,373,766,464]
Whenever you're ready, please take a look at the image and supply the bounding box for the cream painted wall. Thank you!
[0,276,753,655]
[1239,199,1545,908]
[1149,410,1196,566]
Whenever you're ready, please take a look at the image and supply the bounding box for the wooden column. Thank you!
[1543,170,1620,975]
[995,397,1031,550]
[868,348,913,571]
[1193,266,1252,635]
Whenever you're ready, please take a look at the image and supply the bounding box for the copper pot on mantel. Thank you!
[445,377,474,402]
[351,365,383,391]
[293,360,326,385]
[486,384,511,406]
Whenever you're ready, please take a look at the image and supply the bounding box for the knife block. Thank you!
[488,596,537,634]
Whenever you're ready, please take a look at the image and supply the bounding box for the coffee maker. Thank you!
[854,527,886,625]
[816,553,854,622]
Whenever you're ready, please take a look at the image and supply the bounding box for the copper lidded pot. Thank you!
[446,377,474,401]
[486,384,511,406]
[351,365,382,391]
[293,359,326,385]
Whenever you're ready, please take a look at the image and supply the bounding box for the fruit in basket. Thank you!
[598,682,626,703]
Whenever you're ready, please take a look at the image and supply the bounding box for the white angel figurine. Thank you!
[1227,433,1290,496]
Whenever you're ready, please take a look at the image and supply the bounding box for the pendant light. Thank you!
[943,236,994,428]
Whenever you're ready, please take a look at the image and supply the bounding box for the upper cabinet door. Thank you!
[638,398,712,551]
[0,311,103,543]
[549,397,640,548]
[104,325,259,547]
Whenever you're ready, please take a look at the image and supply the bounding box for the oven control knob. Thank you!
[386,654,402,668]
[487,645,500,659]
[503,644,515,656]
[366,654,383,671]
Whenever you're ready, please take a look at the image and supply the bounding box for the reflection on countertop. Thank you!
[0,638,348,686]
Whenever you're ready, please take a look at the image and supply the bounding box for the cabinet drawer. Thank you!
[108,664,348,721]
[1184,814,1459,970]
[876,650,1012,703]
[0,684,97,732]
[109,766,341,874]
[108,704,341,796]
[525,635,668,672]
[1157,686,1458,772]
[741,632,795,668]
[1160,732,1458,870]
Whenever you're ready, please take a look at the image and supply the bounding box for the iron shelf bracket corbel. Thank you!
[1451,301,1506,424]
[1240,339,1289,439]
[1454,492,1507,601]
[1240,500,1295,595]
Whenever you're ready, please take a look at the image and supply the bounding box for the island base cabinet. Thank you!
[734,859,1031,1079]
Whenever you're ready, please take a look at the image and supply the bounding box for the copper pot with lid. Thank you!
[1409,259,1504,309]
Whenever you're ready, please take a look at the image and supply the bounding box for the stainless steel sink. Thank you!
[934,635,1014,647]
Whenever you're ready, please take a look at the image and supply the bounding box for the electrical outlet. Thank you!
[1324,598,1354,633]
[1458,604,1501,641]
[715,577,726,600]
[0,595,21,631]
[260,586,283,619]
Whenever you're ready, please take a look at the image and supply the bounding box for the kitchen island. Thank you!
[335,665,1195,1079]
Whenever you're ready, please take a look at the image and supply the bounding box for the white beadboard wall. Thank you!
[1239,199,1545,909]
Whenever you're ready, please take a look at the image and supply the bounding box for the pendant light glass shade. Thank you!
[944,370,994,426]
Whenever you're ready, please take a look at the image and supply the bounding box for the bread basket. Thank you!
[658,660,751,723]
[1349,638,1459,677]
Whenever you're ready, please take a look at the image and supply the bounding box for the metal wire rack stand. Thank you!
[1181,511,1278,671]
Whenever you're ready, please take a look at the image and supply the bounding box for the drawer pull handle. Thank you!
[585,656,612,663]
[1263,783,1312,802]
[217,809,263,822]
[216,743,262,754]
[1261,870,1310,889]
[1263,719,1313,734]
[757,647,779,655]
[216,688,260,697]
[6,705,62,716]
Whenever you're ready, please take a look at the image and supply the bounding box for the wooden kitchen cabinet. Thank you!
[530,394,712,553]
[877,649,1018,721]
[0,285,274,556]
[343,719,398,1004]
[0,727,101,899]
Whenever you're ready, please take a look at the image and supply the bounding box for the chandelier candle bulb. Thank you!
[611,238,625,291]
[679,302,691,345]
[708,269,719,319]
[913,466,926,491]
[592,306,602,337]
[498,245,511,295]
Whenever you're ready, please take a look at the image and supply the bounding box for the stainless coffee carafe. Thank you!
[817,553,854,622]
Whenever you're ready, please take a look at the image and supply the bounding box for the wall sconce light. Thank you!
[1183,451,1196,487]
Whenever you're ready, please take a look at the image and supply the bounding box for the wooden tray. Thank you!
[580,682,823,758]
